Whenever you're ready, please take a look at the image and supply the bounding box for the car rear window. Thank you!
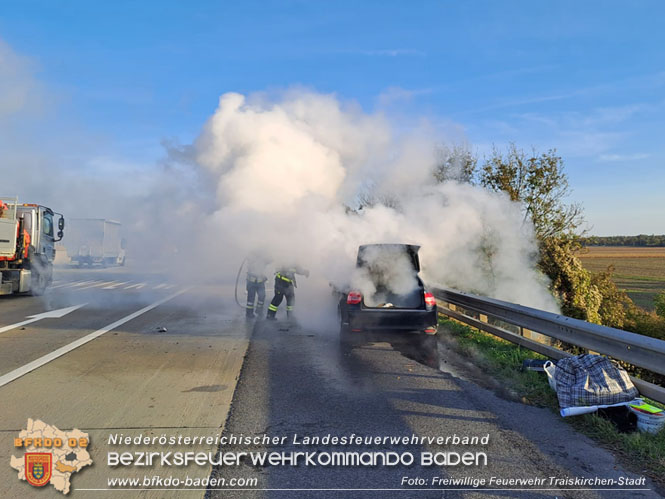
[352,245,423,308]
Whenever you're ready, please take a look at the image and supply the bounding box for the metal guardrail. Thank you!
[433,287,665,405]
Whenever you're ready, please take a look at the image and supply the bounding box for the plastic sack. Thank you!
[543,361,557,391]
[553,354,638,409]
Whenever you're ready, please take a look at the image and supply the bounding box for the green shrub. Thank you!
[655,293,665,319]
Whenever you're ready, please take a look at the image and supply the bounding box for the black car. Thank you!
[337,244,438,342]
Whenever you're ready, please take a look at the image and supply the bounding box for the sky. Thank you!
[1,0,663,235]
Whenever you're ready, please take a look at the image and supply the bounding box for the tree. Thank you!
[476,145,637,327]
[433,144,477,184]
[355,186,401,211]
[480,144,584,240]
[590,266,629,328]
[538,238,602,323]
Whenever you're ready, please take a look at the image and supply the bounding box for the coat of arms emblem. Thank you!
[25,453,52,487]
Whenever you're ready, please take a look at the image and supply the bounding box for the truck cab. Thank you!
[0,197,64,295]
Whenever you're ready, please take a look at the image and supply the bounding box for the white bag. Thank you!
[544,361,557,391]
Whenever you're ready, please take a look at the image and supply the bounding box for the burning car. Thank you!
[336,244,438,342]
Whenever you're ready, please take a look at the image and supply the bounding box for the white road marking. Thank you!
[78,280,113,290]
[51,280,85,289]
[0,304,87,335]
[0,288,190,388]
[68,280,96,288]
[102,281,130,289]
[124,282,145,290]
[153,283,166,289]
[164,284,175,289]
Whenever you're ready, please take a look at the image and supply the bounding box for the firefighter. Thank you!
[266,265,309,320]
[245,252,270,319]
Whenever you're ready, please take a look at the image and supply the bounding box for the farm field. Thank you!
[577,246,665,311]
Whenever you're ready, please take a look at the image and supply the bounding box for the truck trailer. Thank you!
[0,196,64,295]
[65,218,126,267]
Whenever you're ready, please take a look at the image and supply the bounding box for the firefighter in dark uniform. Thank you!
[246,253,270,318]
[266,265,309,320]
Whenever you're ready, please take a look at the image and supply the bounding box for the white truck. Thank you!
[65,218,126,267]
[0,197,65,295]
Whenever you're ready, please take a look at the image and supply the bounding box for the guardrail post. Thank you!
[521,327,551,346]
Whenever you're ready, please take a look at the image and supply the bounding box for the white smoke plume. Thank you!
[0,43,558,318]
[163,90,559,317]
[351,245,420,307]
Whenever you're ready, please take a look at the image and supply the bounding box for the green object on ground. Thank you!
[630,402,664,415]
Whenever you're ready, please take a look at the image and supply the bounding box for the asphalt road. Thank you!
[207,320,662,499]
[1,266,250,498]
[0,265,662,498]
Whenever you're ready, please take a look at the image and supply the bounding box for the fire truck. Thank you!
[0,197,64,295]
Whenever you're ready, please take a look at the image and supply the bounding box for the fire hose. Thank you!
[234,257,247,309]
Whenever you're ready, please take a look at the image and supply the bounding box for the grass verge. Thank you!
[439,317,665,488]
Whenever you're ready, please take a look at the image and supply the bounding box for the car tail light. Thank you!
[424,292,436,311]
[347,291,362,305]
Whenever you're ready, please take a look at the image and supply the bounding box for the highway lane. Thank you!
[208,320,663,499]
[1,266,250,498]
[0,267,189,380]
